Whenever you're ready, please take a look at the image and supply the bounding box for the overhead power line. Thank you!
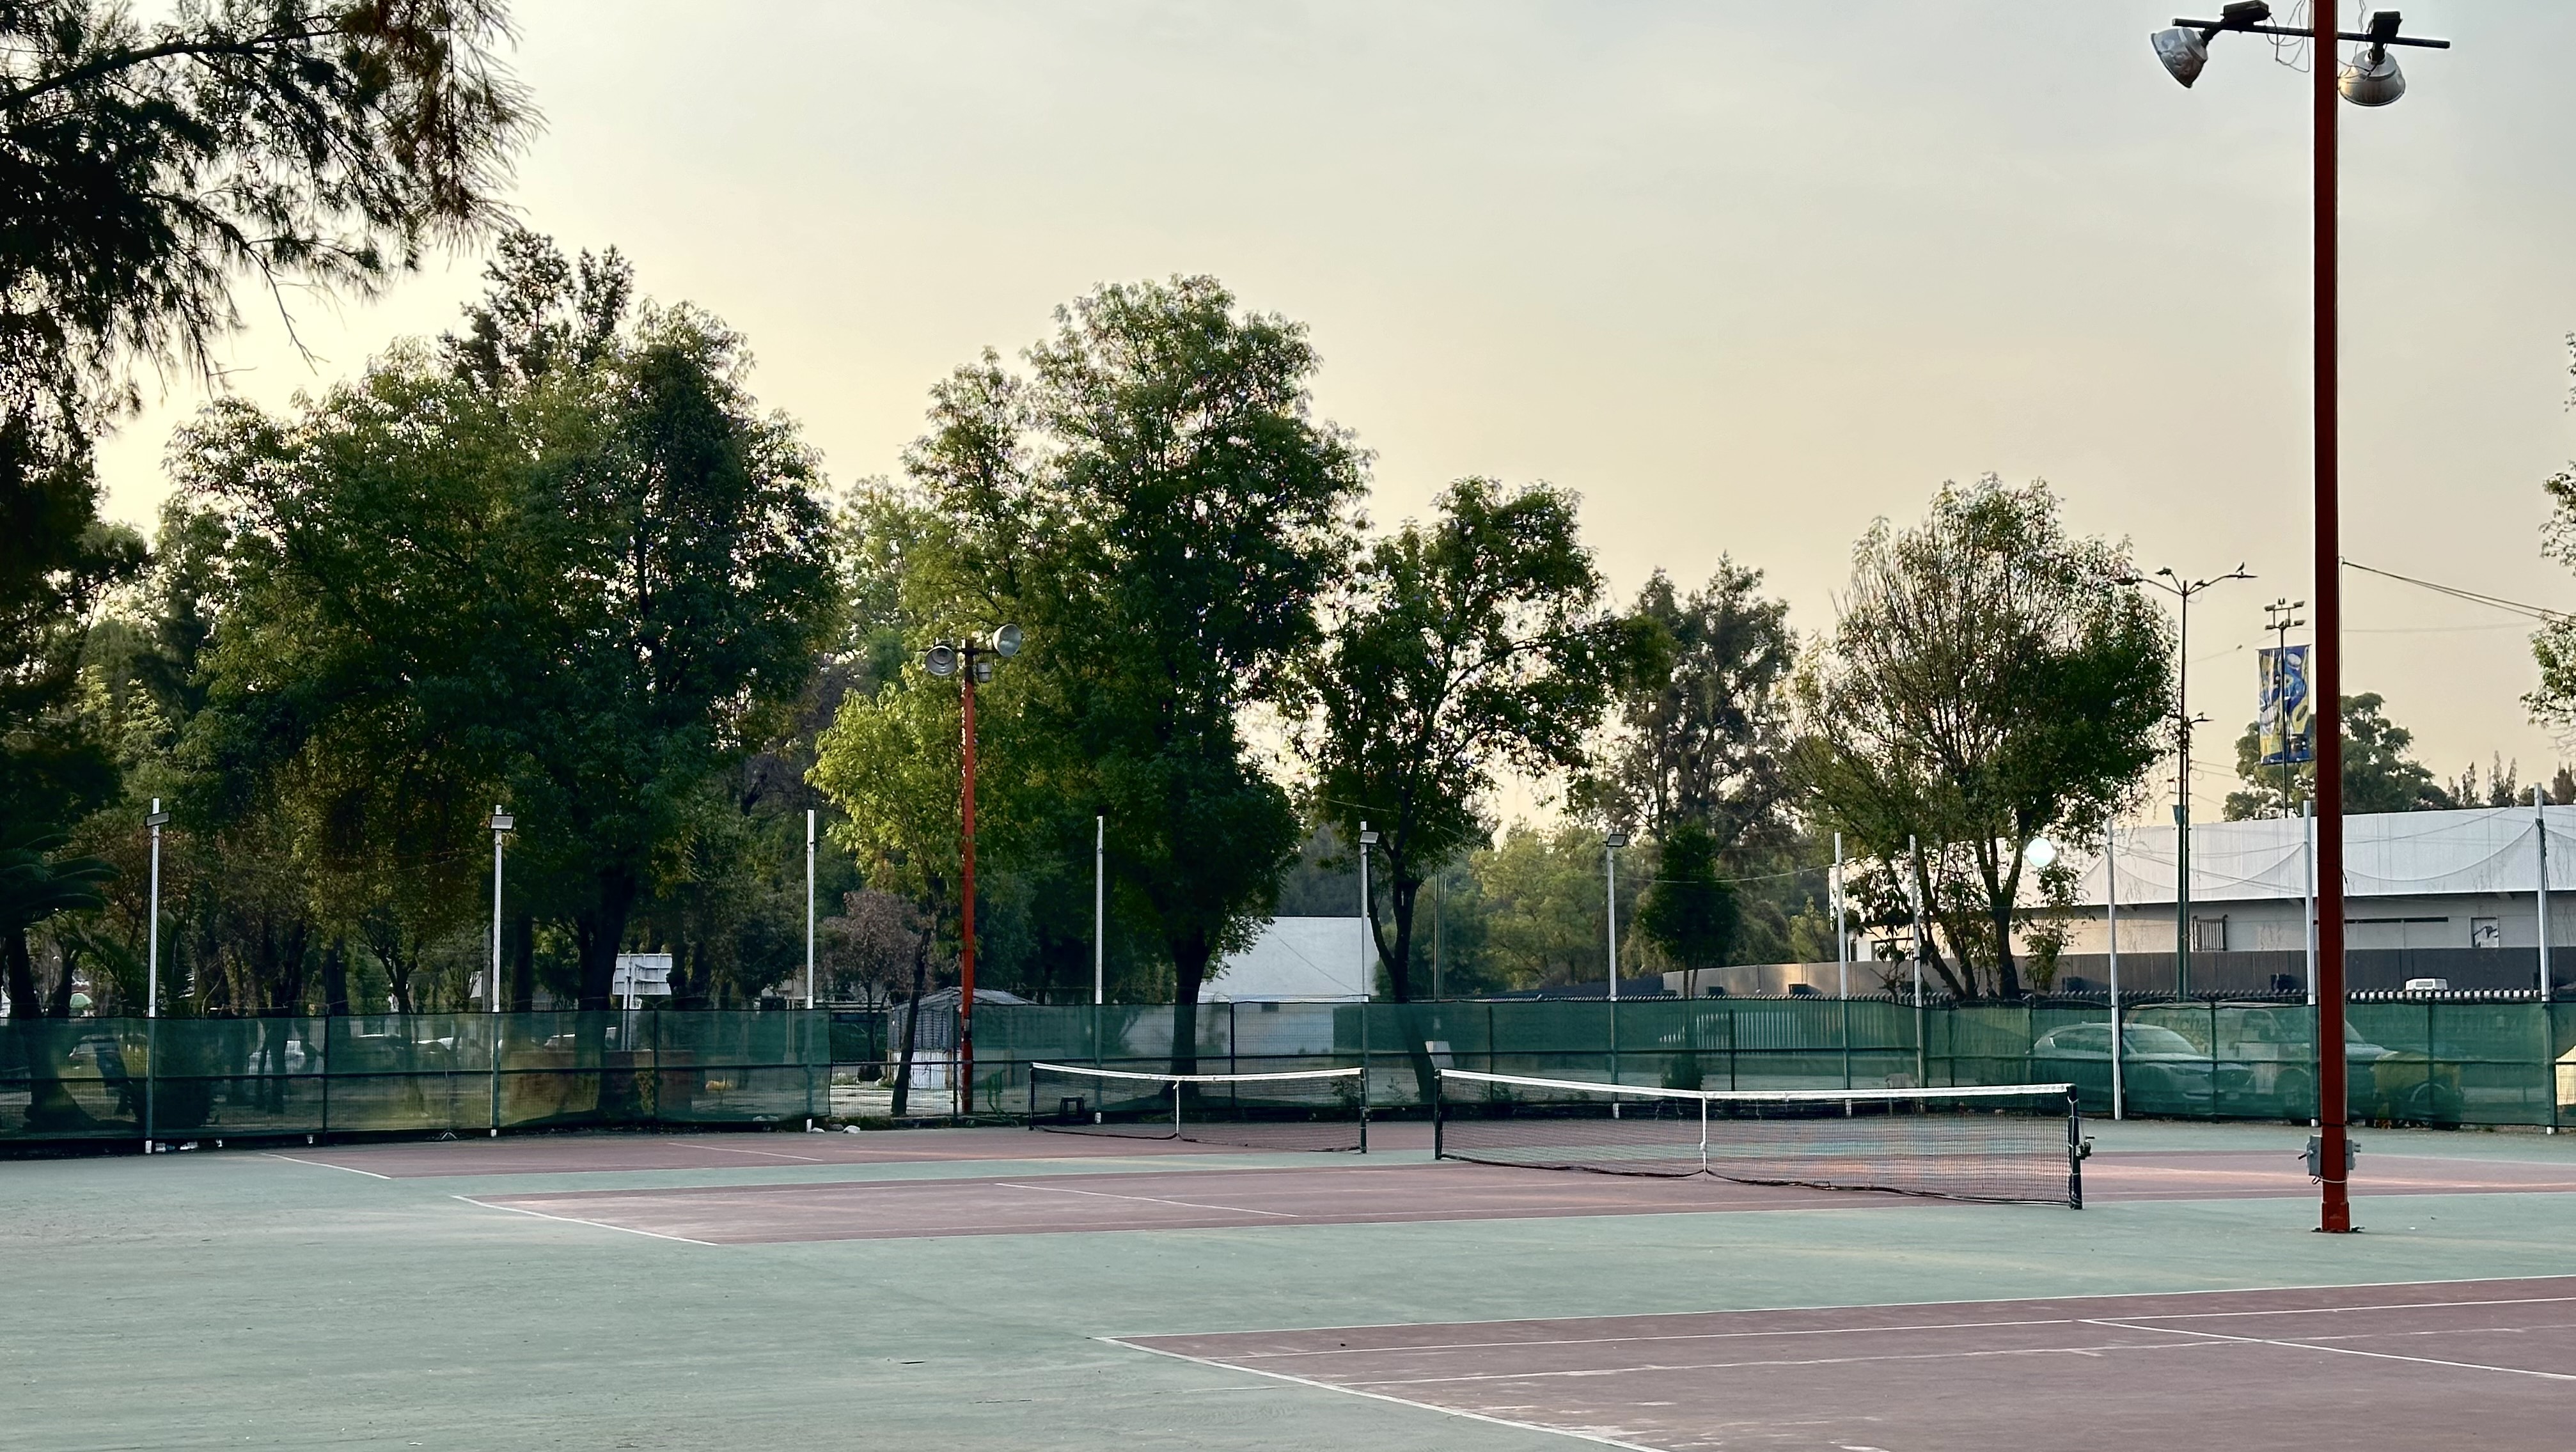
[2343,558,2572,624]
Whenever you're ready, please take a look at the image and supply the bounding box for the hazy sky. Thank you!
[93,2,2576,823]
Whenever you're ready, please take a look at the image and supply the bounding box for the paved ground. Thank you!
[7,1117,2575,1450]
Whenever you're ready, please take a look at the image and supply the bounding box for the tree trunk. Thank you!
[321,939,349,1017]
[1907,851,1972,1001]
[890,934,927,1118]
[1169,925,1211,1078]
[574,871,640,1010]
[1378,875,1423,1003]
[508,914,535,1011]
[5,929,85,1130]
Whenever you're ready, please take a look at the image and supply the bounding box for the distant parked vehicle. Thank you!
[2029,1022,2249,1116]
[2223,1006,2462,1126]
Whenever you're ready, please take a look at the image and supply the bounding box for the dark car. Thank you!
[2029,1021,2252,1116]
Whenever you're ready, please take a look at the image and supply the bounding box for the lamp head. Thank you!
[925,642,958,678]
[2022,836,2058,871]
[2150,27,2210,87]
[2339,47,2405,106]
[991,623,1023,659]
[1606,830,1630,849]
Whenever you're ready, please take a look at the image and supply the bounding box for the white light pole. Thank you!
[805,808,817,1008]
[487,807,514,1137]
[1356,824,1378,998]
[1605,830,1629,1001]
[1094,815,1106,1007]
[1832,832,1847,1001]
[2538,786,2552,1003]
[2106,822,2123,1121]
[144,799,168,1153]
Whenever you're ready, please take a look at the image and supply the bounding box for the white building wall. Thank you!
[1200,916,1369,1002]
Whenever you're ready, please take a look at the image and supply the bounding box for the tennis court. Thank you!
[9,1104,2576,1449]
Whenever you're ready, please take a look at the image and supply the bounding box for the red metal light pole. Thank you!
[959,656,978,1119]
[926,626,1021,1118]
[2309,0,2351,1233]
[2151,3,2447,1235]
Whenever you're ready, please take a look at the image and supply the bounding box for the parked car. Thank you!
[2030,1021,2251,1116]
[2222,1006,2462,1126]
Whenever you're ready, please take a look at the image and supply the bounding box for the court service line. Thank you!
[995,1183,1300,1218]
[1334,1337,2216,1388]
[677,1143,829,1163]
[260,1153,391,1180]
[1103,1338,1670,1452]
[1102,1272,2576,1341]
[2082,1318,2576,1382]
[455,1195,718,1247]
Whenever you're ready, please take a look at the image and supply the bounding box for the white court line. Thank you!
[260,1153,391,1180]
[1102,1272,2576,1341]
[1104,1338,1670,1452]
[1204,1295,2576,1363]
[995,1182,1299,1218]
[2082,1317,2576,1382]
[679,1143,829,1163]
[456,1195,718,1246]
[1334,1338,2218,1388]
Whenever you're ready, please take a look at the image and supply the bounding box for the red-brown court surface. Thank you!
[1111,1277,2576,1452]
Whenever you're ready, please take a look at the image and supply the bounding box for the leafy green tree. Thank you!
[829,277,1364,1071]
[2222,692,2462,818]
[177,235,838,1009]
[1578,561,1795,849]
[1793,477,2171,1000]
[2,0,530,410]
[1297,477,1637,1001]
[1465,822,1638,991]
[1636,816,1736,997]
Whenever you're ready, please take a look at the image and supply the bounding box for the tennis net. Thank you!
[1027,1062,1367,1151]
[1434,1068,2082,1206]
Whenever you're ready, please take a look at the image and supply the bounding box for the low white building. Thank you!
[1200,916,1370,1003]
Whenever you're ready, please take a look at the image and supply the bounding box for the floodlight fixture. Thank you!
[925,642,958,677]
[2340,45,2404,107]
[991,623,1023,659]
[2022,836,2058,871]
[1606,830,1630,849]
[489,809,515,832]
[1358,828,1379,846]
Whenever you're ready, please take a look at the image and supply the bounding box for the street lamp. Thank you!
[1356,824,1379,999]
[486,806,514,1139]
[144,799,169,1153]
[923,624,1022,1116]
[2147,2,2449,1234]
[2129,563,2250,1000]
[1605,830,1630,1001]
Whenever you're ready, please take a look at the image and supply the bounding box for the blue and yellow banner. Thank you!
[2259,644,2313,765]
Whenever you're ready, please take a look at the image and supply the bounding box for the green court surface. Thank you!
[6,1118,2573,1451]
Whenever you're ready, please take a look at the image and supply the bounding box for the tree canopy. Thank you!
[1794,476,2171,1000]
[1296,476,1639,1001]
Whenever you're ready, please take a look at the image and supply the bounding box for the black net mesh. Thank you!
[1435,1068,2080,1206]
[1027,1062,1366,1151]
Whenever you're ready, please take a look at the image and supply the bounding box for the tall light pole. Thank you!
[487,806,513,1139]
[2131,563,2251,997]
[1604,830,1629,1000]
[925,624,1022,1116]
[488,806,514,1011]
[805,808,817,1008]
[1356,824,1378,997]
[144,799,168,1153]
[2150,2,2449,1233]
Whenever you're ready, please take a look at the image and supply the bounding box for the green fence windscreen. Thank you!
[0,1011,826,1144]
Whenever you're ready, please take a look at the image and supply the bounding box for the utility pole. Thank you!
[2265,597,2309,815]
[2132,564,2252,997]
